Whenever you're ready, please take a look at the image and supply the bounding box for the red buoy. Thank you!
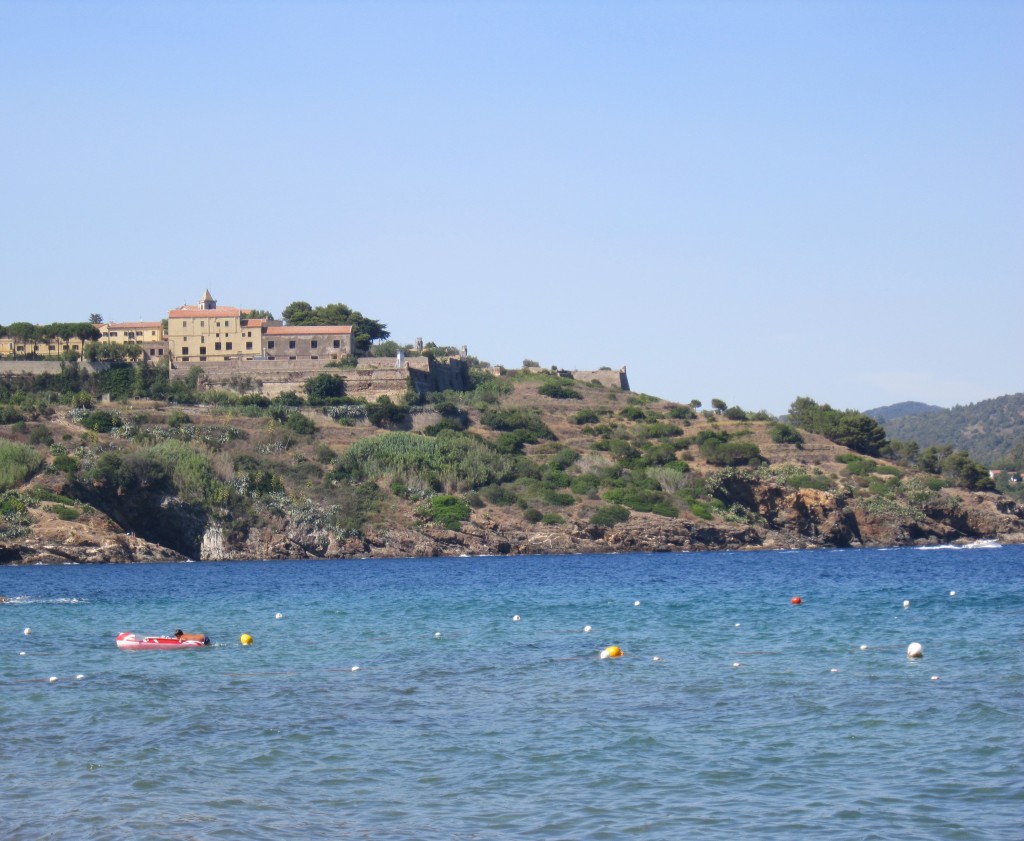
[791,596,802,605]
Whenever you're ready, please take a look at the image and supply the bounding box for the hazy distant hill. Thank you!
[878,393,1024,467]
[864,401,944,423]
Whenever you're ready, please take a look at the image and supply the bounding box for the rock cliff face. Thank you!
[4,475,1023,566]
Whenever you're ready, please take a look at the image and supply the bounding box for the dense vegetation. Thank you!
[875,393,1024,470]
[0,351,1014,559]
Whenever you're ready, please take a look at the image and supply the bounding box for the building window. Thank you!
[267,341,275,349]
[215,342,222,351]
[226,342,232,350]
[289,340,296,349]
[200,347,207,355]
[182,347,189,356]
[216,322,221,327]
[333,340,340,348]
[159,349,164,356]
[200,321,204,327]
[182,356,189,361]
[245,342,253,351]
[311,340,318,348]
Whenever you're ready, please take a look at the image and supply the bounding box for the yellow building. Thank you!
[167,290,355,363]
[99,321,168,360]
[167,290,265,363]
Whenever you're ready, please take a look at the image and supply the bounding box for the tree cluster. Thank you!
[787,397,887,456]
[281,301,389,353]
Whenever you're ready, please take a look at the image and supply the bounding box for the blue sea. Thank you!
[2,546,1022,840]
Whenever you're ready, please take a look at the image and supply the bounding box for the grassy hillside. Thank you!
[3,363,1019,562]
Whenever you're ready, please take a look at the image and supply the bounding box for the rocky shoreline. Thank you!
[5,483,1022,565]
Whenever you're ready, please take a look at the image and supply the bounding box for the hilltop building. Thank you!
[166,290,354,364]
[98,322,167,359]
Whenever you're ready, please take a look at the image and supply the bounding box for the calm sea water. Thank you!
[2,546,1022,840]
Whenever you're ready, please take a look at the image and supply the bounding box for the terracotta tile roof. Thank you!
[241,318,266,327]
[168,306,245,318]
[264,325,353,335]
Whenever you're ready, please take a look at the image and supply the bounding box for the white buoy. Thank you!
[732,661,741,667]
[75,674,85,680]
[907,642,924,658]
[652,656,661,661]
[512,615,521,622]
[949,590,956,597]
[860,644,868,650]
[931,675,940,681]
[48,676,58,683]
[583,625,592,633]
[23,628,31,636]
[434,631,442,639]
[633,600,641,607]
[903,600,910,609]
[350,666,360,672]
[830,668,839,673]
[735,623,741,627]
[275,612,283,620]
[19,651,26,656]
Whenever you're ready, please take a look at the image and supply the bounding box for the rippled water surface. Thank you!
[2,546,1022,839]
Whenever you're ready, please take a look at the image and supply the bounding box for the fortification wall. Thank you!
[171,355,468,400]
[570,367,630,390]
[0,360,112,376]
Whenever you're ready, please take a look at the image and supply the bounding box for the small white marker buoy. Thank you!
[275,612,283,620]
[48,676,58,683]
[831,668,839,673]
[75,674,85,680]
[652,656,661,661]
[434,631,442,639]
[633,600,641,607]
[583,625,592,633]
[931,675,940,681]
[907,642,924,658]
[351,666,360,672]
[732,661,741,667]
[512,615,520,622]
[735,623,741,627]
[949,590,956,597]
[23,628,31,636]
[19,651,26,656]
[903,600,910,608]
[860,645,868,650]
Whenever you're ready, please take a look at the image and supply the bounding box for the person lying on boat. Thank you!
[174,629,211,645]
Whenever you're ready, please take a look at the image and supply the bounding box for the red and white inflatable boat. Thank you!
[116,632,208,650]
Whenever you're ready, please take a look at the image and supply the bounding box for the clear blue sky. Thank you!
[2,1,1021,414]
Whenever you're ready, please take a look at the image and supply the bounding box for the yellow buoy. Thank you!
[240,633,253,646]
[600,645,623,659]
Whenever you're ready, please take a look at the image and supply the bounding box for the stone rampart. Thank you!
[171,354,468,400]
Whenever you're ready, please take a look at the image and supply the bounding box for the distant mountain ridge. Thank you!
[874,393,1024,468]
[864,401,944,423]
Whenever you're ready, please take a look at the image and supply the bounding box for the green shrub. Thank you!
[570,410,601,425]
[28,425,53,446]
[482,484,518,506]
[79,410,116,433]
[769,423,804,446]
[0,406,25,424]
[523,507,543,523]
[423,494,472,529]
[480,408,554,439]
[570,473,602,496]
[50,504,80,521]
[285,412,317,435]
[167,409,192,428]
[366,396,410,428]
[337,430,515,492]
[304,373,347,404]
[667,405,696,420]
[51,454,79,475]
[541,489,575,506]
[541,513,564,525]
[538,379,582,400]
[0,440,44,491]
[590,504,630,526]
